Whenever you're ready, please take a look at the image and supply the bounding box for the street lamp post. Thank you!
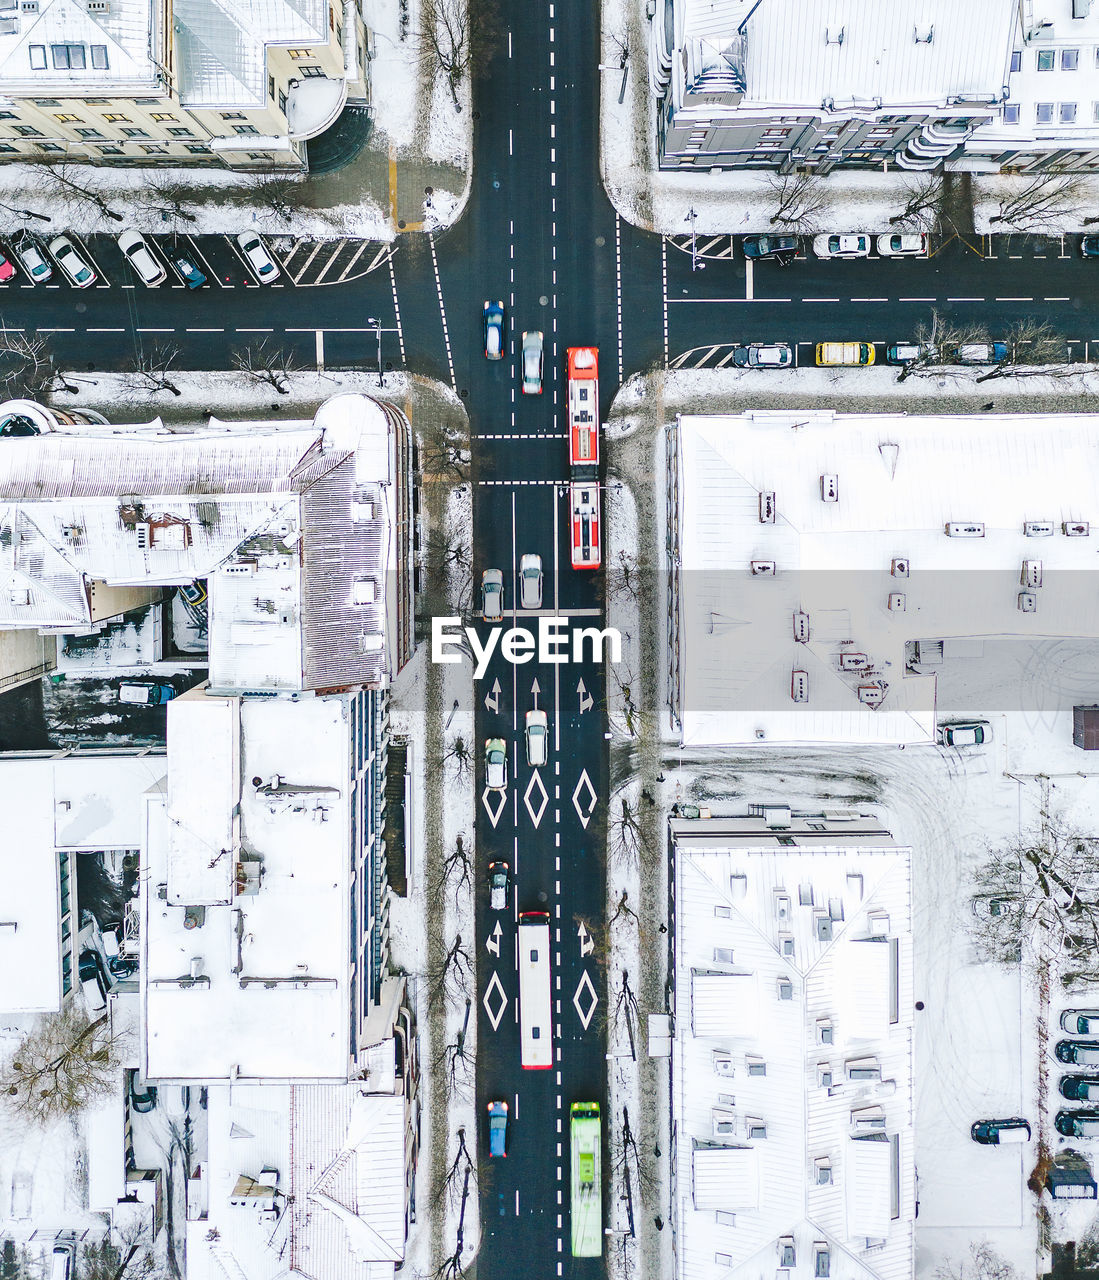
[367,316,385,386]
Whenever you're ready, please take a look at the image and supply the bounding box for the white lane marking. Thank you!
[315,329,324,370]
[553,481,560,755]
[744,256,753,300]
[615,215,623,382]
[427,232,454,387]
[661,237,669,366]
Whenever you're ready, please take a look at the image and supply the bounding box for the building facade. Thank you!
[0,0,369,170]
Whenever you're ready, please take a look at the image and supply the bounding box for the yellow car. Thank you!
[815,341,875,367]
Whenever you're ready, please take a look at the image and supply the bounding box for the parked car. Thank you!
[1082,236,1099,258]
[50,1244,74,1280]
[972,895,1019,918]
[483,301,504,360]
[481,568,504,621]
[172,254,207,289]
[118,680,176,706]
[970,1118,1031,1145]
[732,343,793,369]
[236,232,280,282]
[812,233,871,259]
[816,341,875,367]
[1056,1110,1099,1137]
[488,861,510,911]
[525,708,548,766]
[877,233,928,257]
[1061,1075,1099,1102]
[521,330,543,394]
[487,1099,509,1157]
[1057,1040,1099,1065]
[938,721,991,747]
[117,230,166,285]
[742,234,798,263]
[0,249,16,283]
[1063,1011,1099,1036]
[485,738,507,792]
[519,553,543,609]
[48,235,96,288]
[127,1068,157,1113]
[12,238,50,282]
[952,342,1009,365]
[886,342,936,366]
[78,949,106,1012]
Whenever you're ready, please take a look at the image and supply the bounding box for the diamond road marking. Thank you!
[573,970,599,1030]
[524,770,549,827]
[481,787,508,827]
[483,970,507,1030]
[571,769,598,829]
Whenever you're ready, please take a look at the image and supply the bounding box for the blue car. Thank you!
[483,301,504,360]
[487,1100,508,1156]
[172,255,206,289]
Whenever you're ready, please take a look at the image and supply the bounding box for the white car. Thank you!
[938,721,991,747]
[519,553,543,609]
[12,238,50,282]
[236,231,280,283]
[525,708,548,766]
[877,233,928,257]
[812,233,871,259]
[485,738,507,792]
[521,330,543,394]
[48,235,96,288]
[118,229,166,285]
[1063,1010,1099,1036]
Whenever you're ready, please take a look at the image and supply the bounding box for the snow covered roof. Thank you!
[739,0,1014,108]
[0,754,164,1015]
[191,1082,407,1280]
[670,812,914,1280]
[673,410,1099,746]
[143,694,354,1080]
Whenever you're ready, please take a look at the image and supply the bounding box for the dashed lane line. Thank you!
[615,214,623,384]
[661,237,669,366]
[428,232,455,389]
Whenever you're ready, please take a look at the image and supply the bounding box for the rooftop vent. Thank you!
[913,23,933,42]
[825,25,844,44]
[791,670,809,703]
[945,522,985,538]
[1021,560,1043,589]
[888,592,906,612]
[820,474,839,503]
[1065,521,1090,537]
[759,491,776,523]
[891,558,909,578]
[751,560,776,576]
[1024,521,1054,537]
[351,577,377,605]
[793,611,810,643]
[1019,591,1038,613]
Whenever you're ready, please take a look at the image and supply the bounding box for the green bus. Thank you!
[570,1102,602,1257]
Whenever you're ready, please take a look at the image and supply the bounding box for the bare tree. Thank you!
[245,175,306,224]
[935,1242,1018,1280]
[133,177,198,226]
[419,419,470,482]
[613,968,640,1060]
[609,794,642,870]
[975,318,1071,381]
[606,549,642,604]
[418,0,499,110]
[232,337,297,394]
[894,309,990,382]
[426,933,473,1011]
[0,330,79,398]
[437,832,473,895]
[434,1128,475,1280]
[442,734,473,779]
[969,819,1099,980]
[123,341,183,397]
[889,173,948,232]
[28,158,123,222]
[988,171,1087,234]
[427,530,472,575]
[764,171,832,234]
[0,1005,122,1125]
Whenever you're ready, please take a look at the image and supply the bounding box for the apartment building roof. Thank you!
[670,813,914,1280]
[672,410,1099,746]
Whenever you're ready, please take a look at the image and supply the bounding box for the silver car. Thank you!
[481,568,504,621]
[522,330,543,394]
[1063,1010,1099,1036]
[519,553,542,609]
[525,709,548,766]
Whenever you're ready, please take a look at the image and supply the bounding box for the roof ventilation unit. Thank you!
[839,652,867,671]
[825,25,844,44]
[791,670,809,703]
[1024,521,1054,537]
[946,522,985,537]
[1019,591,1038,613]
[759,491,776,523]
[888,592,906,612]
[1065,521,1090,537]
[820,474,839,503]
[793,611,810,643]
[891,558,909,577]
[913,23,933,41]
[1021,560,1043,589]
[751,560,776,576]
[858,684,885,706]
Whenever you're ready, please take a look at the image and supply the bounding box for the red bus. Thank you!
[570,480,601,570]
[567,347,599,471]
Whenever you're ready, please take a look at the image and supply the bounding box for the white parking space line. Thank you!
[182,234,227,289]
[744,257,753,300]
[315,330,324,370]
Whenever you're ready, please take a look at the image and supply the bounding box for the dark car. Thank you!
[742,234,798,263]
[127,1068,157,1114]
[488,1100,508,1156]
[1082,236,1099,258]
[483,301,504,360]
[172,255,207,289]
[1057,1039,1099,1065]
[1056,1109,1099,1137]
[1061,1075,1099,1102]
[970,1118,1031,1144]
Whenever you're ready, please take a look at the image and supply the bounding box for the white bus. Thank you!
[518,911,553,1069]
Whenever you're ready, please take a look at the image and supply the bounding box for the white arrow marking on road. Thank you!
[484,679,502,715]
[572,769,598,829]
[578,921,593,957]
[486,919,502,957]
[531,676,541,708]
[577,678,593,715]
[481,787,508,828]
[483,970,508,1030]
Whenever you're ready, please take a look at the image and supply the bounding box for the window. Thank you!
[167,127,192,136]
[301,64,324,76]
[278,90,287,113]
[713,947,735,964]
[37,142,62,151]
[14,125,41,136]
[76,127,103,138]
[103,113,129,122]
[777,978,793,1001]
[287,47,310,57]
[85,97,108,103]
[762,127,790,139]
[1004,104,1020,123]
[1094,101,1099,122]
[746,1056,767,1077]
[0,111,14,119]
[233,123,259,134]
[0,143,17,152]
[1063,48,1080,69]
[815,1158,833,1185]
[141,143,167,153]
[51,43,86,69]
[150,112,175,121]
[185,143,210,153]
[814,1246,831,1278]
[28,44,46,69]
[53,113,81,122]
[220,111,245,120]
[747,1120,767,1140]
[336,22,342,43]
[817,1019,834,1045]
[779,1241,796,1269]
[1062,102,1078,122]
[1037,48,1055,70]
[268,73,275,99]
[91,45,108,69]
[32,98,59,105]
[247,151,272,160]
[329,5,334,27]
[1010,49,1021,72]
[121,127,148,137]
[1036,102,1054,122]
[98,144,122,154]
